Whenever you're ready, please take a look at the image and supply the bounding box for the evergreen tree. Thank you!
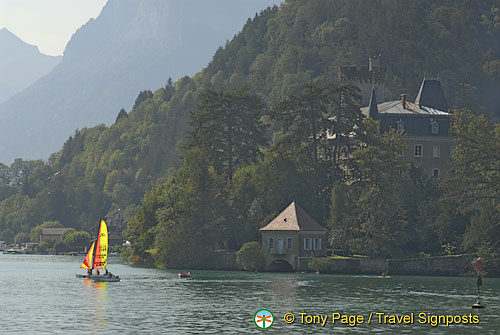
[187,87,266,180]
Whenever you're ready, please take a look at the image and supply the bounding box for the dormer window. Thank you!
[396,119,404,132]
[431,120,439,134]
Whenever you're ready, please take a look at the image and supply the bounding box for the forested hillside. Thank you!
[0,0,282,162]
[1,0,500,269]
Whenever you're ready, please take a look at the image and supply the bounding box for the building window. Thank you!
[433,146,440,158]
[268,238,274,249]
[433,168,440,179]
[313,238,322,250]
[304,238,311,250]
[414,145,423,157]
[431,121,439,134]
[450,146,456,158]
[396,119,404,132]
[287,238,292,249]
[278,239,284,253]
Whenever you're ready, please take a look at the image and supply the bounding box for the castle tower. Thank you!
[338,56,386,106]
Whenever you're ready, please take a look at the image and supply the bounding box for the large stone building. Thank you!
[338,55,386,106]
[260,201,327,272]
[340,57,454,178]
[360,78,454,179]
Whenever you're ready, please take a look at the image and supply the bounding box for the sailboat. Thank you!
[76,219,120,282]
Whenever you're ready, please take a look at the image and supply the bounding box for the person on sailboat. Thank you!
[96,269,100,275]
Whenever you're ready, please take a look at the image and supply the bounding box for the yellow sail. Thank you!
[93,219,108,269]
[80,241,95,269]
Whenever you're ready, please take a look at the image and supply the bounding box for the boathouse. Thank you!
[39,227,67,242]
[260,201,327,272]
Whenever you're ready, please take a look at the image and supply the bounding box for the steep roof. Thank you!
[260,201,327,231]
[368,87,379,119]
[361,100,451,116]
[414,77,449,111]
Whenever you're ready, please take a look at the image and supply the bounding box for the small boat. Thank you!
[178,272,192,278]
[3,249,22,254]
[77,219,120,282]
[378,271,390,279]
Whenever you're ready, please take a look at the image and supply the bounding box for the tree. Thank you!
[236,242,264,271]
[133,90,154,110]
[187,87,266,180]
[115,108,128,123]
[35,241,49,254]
[268,82,363,221]
[448,109,500,252]
[63,231,90,251]
[14,232,29,245]
[268,81,362,180]
[328,120,411,257]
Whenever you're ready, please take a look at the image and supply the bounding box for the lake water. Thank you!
[0,254,498,334]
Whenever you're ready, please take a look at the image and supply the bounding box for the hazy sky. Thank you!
[0,0,107,56]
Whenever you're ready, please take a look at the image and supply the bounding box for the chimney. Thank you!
[401,94,407,109]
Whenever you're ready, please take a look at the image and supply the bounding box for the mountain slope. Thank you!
[1,0,500,242]
[0,28,60,104]
[0,0,282,163]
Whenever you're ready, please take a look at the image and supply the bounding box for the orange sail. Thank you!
[93,219,108,269]
[80,241,95,269]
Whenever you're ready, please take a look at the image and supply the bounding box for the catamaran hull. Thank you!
[76,274,92,279]
[92,275,120,282]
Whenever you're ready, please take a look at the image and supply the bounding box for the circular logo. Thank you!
[254,309,274,329]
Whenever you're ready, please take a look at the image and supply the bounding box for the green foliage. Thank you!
[62,228,76,241]
[187,87,266,180]
[309,257,336,274]
[441,243,456,256]
[14,232,29,245]
[236,242,264,271]
[35,241,49,254]
[54,241,68,253]
[475,243,500,276]
[115,108,128,123]
[449,110,500,252]
[133,90,154,110]
[63,231,90,251]
[1,0,500,269]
